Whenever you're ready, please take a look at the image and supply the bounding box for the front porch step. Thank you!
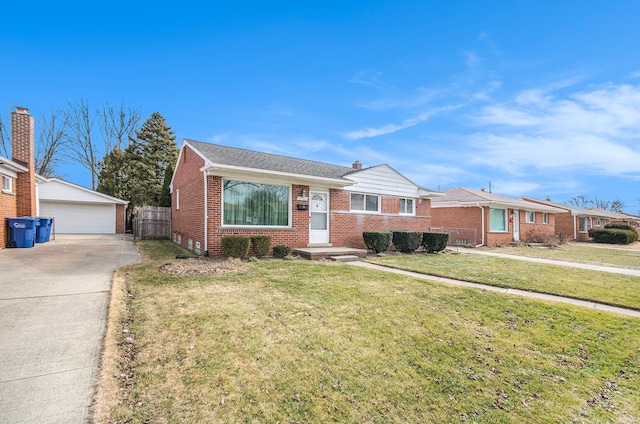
[329,255,360,262]
[293,246,368,260]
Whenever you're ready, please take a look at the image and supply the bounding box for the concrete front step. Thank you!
[293,246,368,260]
[329,255,360,262]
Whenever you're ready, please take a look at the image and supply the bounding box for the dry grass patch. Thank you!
[96,241,640,423]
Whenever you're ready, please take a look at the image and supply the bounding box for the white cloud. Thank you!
[342,104,463,140]
[467,82,640,178]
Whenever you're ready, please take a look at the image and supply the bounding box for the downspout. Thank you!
[476,203,485,247]
[573,213,577,240]
[203,172,208,256]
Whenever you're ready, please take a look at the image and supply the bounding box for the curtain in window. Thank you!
[223,180,289,226]
[489,208,506,232]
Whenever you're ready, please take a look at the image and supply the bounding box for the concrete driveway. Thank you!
[0,234,140,423]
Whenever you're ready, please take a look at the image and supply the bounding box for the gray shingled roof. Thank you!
[187,139,356,180]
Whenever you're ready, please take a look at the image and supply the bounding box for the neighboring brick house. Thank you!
[431,187,563,247]
[521,197,623,242]
[170,140,442,256]
[1,107,37,249]
[1,107,127,248]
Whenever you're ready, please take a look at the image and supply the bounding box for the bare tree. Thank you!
[609,199,625,213]
[569,195,592,208]
[66,98,99,189]
[570,195,625,212]
[99,101,141,153]
[0,113,9,158]
[35,110,69,177]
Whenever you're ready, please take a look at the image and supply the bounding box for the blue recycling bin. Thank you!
[35,217,53,243]
[6,217,36,248]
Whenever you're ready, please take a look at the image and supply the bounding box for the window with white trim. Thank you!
[350,193,379,213]
[542,213,549,224]
[223,180,290,226]
[399,198,414,215]
[2,175,12,193]
[489,208,507,232]
[525,211,535,223]
[176,189,180,210]
[595,218,601,227]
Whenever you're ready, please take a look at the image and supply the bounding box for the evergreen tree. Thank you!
[127,112,178,206]
[159,162,173,207]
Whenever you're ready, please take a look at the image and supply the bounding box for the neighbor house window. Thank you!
[399,198,414,215]
[2,175,12,193]
[175,189,180,210]
[543,213,549,224]
[525,211,535,223]
[351,193,379,213]
[595,218,601,227]
[489,208,507,232]
[578,217,587,232]
[223,180,290,226]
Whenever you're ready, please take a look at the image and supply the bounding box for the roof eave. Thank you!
[201,163,354,189]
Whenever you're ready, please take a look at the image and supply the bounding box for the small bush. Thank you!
[250,236,272,257]
[221,236,250,258]
[589,228,637,244]
[273,245,292,258]
[605,223,638,243]
[421,232,450,253]
[392,231,423,253]
[363,231,393,253]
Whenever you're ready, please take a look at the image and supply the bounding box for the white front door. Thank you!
[512,210,520,241]
[309,190,329,244]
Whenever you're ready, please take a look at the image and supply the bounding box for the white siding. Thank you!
[343,165,421,197]
[38,180,123,204]
[40,202,116,234]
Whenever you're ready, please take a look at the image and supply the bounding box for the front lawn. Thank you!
[369,253,640,310]
[95,241,640,423]
[479,243,640,270]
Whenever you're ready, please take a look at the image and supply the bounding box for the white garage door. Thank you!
[40,202,116,234]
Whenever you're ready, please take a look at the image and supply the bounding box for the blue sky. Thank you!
[2,1,640,213]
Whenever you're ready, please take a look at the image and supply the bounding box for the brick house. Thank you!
[1,107,127,248]
[170,140,443,256]
[430,187,564,247]
[521,197,627,242]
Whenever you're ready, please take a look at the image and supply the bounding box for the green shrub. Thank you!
[250,236,272,257]
[421,232,450,253]
[589,228,637,244]
[273,245,292,258]
[362,231,393,253]
[392,231,423,253]
[604,223,638,242]
[221,236,250,258]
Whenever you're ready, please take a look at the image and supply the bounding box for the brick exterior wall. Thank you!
[0,190,18,248]
[116,204,126,234]
[432,206,557,246]
[171,145,207,253]
[172,143,436,256]
[11,108,36,218]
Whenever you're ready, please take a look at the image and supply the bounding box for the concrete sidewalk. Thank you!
[455,247,640,276]
[0,234,140,424]
[348,261,640,318]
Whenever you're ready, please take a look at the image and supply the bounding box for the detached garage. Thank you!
[38,178,127,234]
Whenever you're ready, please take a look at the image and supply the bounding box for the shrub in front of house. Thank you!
[272,245,292,258]
[363,231,393,253]
[221,236,251,258]
[589,228,637,244]
[421,232,450,253]
[392,231,423,253]
[604,223,639,243]
[250,236,272,257]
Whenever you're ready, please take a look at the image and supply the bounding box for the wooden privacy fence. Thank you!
[133,206,171,240]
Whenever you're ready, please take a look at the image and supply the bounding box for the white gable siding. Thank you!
[343,165,420,197]
[38,180,121,204]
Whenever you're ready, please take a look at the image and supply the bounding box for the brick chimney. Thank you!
[11,107,36,217]
[352,160,362,170]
